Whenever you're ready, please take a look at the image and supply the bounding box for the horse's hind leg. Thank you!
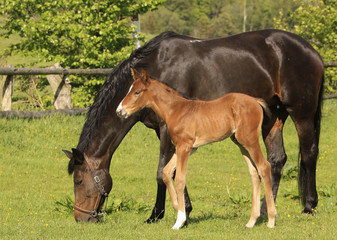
[233,131,277,228]
[261,108,288,214]
[231,137,261,228]
[291,117,319,213]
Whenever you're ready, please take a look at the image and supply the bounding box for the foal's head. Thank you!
[116,68,151,119]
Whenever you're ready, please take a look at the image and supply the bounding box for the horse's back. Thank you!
[141,29,323,108]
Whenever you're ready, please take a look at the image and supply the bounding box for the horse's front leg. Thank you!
[145,123,193,223]
[172,145,191,230]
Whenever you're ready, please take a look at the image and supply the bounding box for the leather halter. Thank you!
[73,153,111,220]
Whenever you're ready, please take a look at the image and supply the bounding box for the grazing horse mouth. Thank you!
[74,195,108,223]
[73,153,112,223]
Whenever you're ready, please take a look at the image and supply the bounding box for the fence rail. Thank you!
[324,61,337,68]
[0,64,115,111]
[0,61,336,76]
[0,108,88,118]
[0,67,113,76]
[0,61,337,117]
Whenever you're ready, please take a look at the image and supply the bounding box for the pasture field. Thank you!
[1,99,337,239]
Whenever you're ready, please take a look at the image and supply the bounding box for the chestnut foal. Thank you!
[116,68,277,229]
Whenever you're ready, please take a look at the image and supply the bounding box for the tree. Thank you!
[141,0,296,38]
[0,0,163,69]
[274,0,337,94]
[0,0,163,107]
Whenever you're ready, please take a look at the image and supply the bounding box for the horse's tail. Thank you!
[256,98,272,123]
[298,73,324,207]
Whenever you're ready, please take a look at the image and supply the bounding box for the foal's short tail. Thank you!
[256,99,272,123]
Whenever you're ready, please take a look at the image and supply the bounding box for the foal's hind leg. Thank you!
[261,108,288,215]
[231,137,261,228]
[233,131,277,228]
[245,143,277,228]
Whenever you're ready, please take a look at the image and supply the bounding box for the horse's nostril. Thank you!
[88,217,99,223]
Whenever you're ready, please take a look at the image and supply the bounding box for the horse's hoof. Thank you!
[172,210,186,230]
[245,223,255,228]
[302,207,315,215]
[245,218,257,228]
[267,221,276,228]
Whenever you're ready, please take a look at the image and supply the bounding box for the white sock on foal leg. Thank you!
[172,210,186,230]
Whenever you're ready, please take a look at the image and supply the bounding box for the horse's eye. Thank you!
[135,90,141,95]
[75,179,83,185]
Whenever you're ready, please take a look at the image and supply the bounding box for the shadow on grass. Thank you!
[188,210,273,227]
[188,211,238,224]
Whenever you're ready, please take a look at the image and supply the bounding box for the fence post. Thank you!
[46,63,72,109]
[1,64,13,111]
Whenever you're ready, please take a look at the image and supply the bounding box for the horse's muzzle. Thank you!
[116,105,129,119]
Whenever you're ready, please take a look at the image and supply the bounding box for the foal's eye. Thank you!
[135,90,141,95]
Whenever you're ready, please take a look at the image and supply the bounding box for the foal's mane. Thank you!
[68,31,181,174]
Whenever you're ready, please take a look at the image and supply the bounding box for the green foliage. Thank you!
[0,0,163,69]
[0,0,163,108]
[108,193,152,213]
[141,0,296,38]
[281,164,298,181]
[274,0,337,94]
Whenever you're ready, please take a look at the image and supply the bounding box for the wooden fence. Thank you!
[0,63,113,117]
[0,61,337,118]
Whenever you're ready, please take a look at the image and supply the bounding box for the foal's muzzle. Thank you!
[116,105,129,119]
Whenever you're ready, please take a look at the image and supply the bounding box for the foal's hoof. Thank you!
[267,221,275,228]
[172,210,186,230]
[245,222,256,228]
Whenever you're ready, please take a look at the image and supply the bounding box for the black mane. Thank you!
[68,31,180,174]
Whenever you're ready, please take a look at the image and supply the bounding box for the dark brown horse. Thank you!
[63,29,324,222]
[117,68,277,229]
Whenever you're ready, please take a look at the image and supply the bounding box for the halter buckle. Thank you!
[94,176,101,183]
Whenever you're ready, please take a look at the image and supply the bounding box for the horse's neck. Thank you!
[148,81,187,122]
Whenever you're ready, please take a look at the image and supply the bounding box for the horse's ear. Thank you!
[71,148,85,163]
[140,69,150,85]
[131,68,141,81]
[63,150,73,159]
[140,68,148,79]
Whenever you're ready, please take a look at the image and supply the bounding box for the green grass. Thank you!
[1,100,337,239]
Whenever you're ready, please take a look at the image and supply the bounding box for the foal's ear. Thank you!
[131,68,141,81]
[140,69,150,85]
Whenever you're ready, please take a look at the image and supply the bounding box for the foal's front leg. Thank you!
[172,145,191,230]
[162,154,178,211]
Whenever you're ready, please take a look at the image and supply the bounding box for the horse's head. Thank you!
[63,148,112,222]
[116,68,151,119]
